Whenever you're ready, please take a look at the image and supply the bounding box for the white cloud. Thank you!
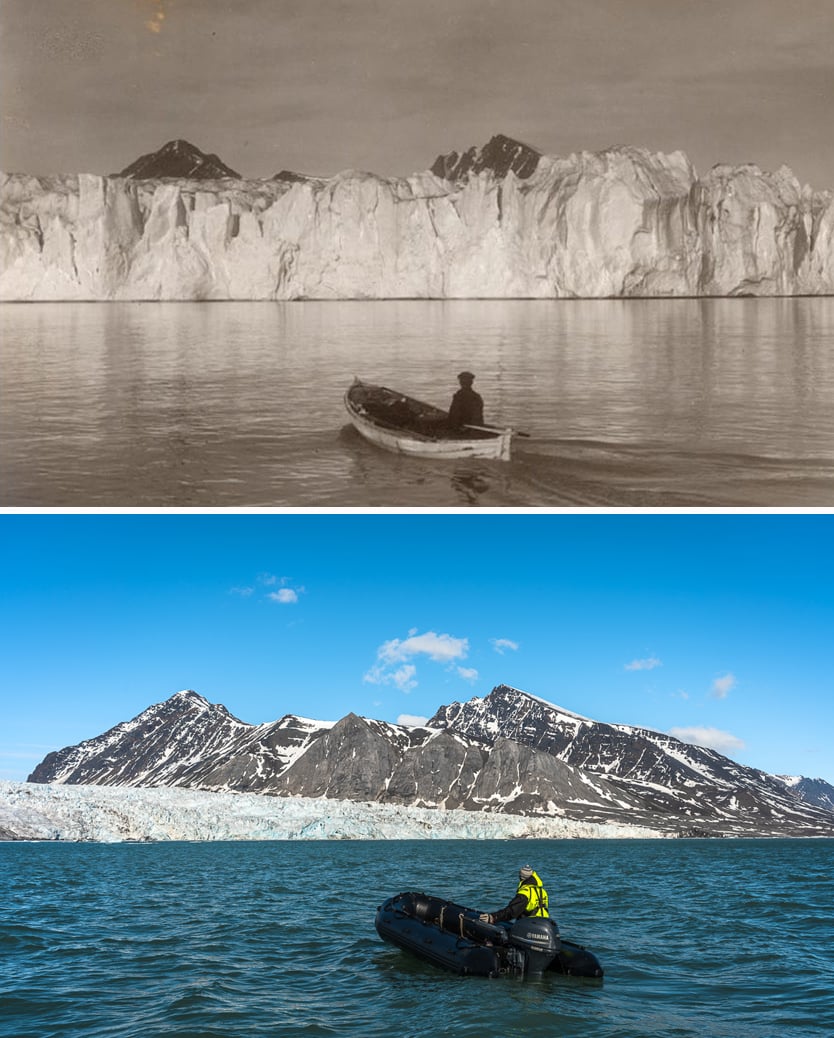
[268,588,298,604]
[397,713,429,728]
[457,667,479,682]
[491,638,519,654]
[364,662,417,691]
[378,631,468,665]
[711,673,737,698]
[254,574,304,604]
[234,574,304,602]
[668,726,746,753]
[625,656,662,671]
[390,665,417,691]
[365,630,469,690]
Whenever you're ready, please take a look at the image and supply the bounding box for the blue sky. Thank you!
[1,512,832,786]
[3,0,834,190]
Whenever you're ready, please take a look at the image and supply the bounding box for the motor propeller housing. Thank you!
[507,917,561,975]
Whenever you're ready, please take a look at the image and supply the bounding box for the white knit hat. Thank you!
[519,865,534,880]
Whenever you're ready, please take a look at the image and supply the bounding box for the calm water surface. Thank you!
[2,839,832,1038]
[2,299,834,506]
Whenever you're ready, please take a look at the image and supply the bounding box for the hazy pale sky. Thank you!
[2,0,833,187]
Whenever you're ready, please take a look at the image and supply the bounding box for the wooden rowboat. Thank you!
[344,379,514,462]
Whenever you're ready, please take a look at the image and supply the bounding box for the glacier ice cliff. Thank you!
[0,781,664,842]
[2,146,833,301]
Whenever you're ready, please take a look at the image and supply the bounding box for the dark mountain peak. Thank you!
[488,683,581,710]
[155,688,241,722]
[776,775,834,811]
[119,139,241,180]
[428,684,591,755]
[276,710,404,801]
[169,688,209,707]
[340,711,364,723]
[271,169,315,184]
[28,690,249,786]
[431,134,542,182]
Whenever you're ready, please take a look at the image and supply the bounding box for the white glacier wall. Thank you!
[0,781,663,842]
[2,147,833,301]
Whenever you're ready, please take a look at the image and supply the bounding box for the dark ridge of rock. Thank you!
[119,139,241,180]
[272,169,315,183]
[431,133,542,181]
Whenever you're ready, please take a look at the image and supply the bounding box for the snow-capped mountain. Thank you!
[429,685,834,836]
[4,135,834,300]
[119,139,241,180]
[775,774,834,813]
[26,686,834,838]
[28,690,331,792]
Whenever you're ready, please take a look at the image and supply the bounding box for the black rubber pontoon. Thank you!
[375,891,603,980]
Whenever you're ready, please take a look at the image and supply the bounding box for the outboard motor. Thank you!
[508,918,560,975]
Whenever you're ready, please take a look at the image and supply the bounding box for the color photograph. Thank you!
[2,512,833,1036]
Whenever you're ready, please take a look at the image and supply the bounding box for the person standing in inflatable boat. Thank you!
[479,865,549,925]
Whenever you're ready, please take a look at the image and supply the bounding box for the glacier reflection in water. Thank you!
[2,838,833,1038]
[2,298,833,506]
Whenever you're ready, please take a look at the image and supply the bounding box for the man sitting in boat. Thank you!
[448,371,484,432]
[479,865,550,924]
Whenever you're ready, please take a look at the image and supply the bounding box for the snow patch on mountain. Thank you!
[499,685,595,723]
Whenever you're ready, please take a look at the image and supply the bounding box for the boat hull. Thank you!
[345,380,513,461]
[375,891,603,980]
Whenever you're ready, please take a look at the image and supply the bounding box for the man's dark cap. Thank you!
[457,370,475,382]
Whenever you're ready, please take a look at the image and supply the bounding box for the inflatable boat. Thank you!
[375,891,603,980]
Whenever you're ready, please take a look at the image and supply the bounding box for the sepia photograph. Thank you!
[2,0,834,505]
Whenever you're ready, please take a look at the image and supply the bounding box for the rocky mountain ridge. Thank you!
[776,774,834,812]
[430,133,542,181]
[3,134,834,300]
[28,686,834,838]
[119,139,241,180]
[112,135,542,185]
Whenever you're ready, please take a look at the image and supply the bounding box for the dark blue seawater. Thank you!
[2,839,832,1038]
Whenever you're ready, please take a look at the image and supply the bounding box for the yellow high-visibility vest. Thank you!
[517,871,549,917]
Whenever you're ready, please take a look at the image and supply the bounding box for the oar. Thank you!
[464,423,531,438]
